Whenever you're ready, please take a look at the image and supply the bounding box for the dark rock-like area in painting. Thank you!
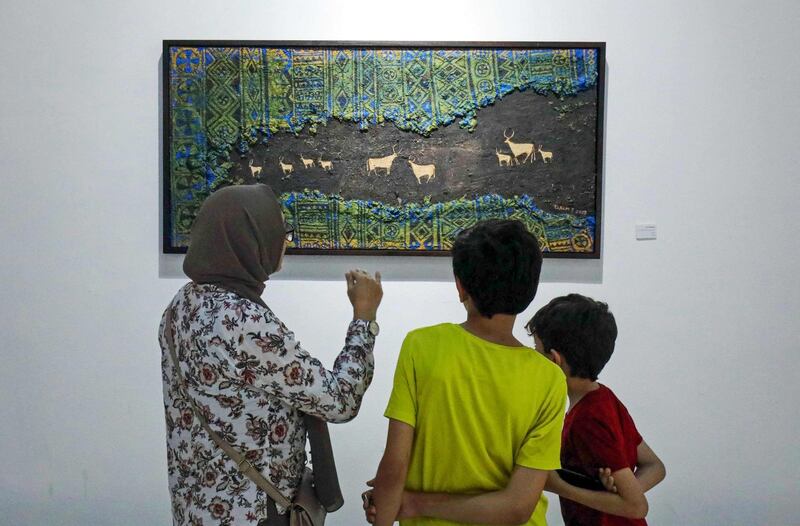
[231,88,598,216]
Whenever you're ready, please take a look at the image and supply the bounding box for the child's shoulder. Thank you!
[405,322,454,336]
[403,322,458,343]
[524,347,566,381]
[576,384,627,413]
[597,384,634,412]
[571,384,640,435]
[595,383,622,401]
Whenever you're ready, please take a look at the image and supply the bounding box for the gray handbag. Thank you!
[164,308,327,526]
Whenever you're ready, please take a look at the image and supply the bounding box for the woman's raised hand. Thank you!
[346,269,383,321]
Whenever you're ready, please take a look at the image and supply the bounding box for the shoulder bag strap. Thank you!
[163,307,292,510]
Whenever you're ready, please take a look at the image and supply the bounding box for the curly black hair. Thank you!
[452,219,542,318]
[526,294,618,380]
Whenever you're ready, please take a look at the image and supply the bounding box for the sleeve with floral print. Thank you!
[218,308,376,423]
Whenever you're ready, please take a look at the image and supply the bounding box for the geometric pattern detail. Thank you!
[281,192,595,253]
[167,45,600,250]
[205,48,240,148]
[169,47,208,247]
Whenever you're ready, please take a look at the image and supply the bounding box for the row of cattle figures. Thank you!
[246,129,553,184]
[247,147,435,184]
[249,155,334,180]
[365,146,435,184]
[494,129,554,166]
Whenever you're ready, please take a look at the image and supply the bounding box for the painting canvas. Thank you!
[163,41,605,257]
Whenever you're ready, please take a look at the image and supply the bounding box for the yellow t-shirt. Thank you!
[385,323,567,526]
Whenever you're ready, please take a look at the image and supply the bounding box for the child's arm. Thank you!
[403,465,548,525]
[634,440,666,491]
[600,440,666,493]
[372,419,414,526]
[547,468,649,519]
[364,467,548,525]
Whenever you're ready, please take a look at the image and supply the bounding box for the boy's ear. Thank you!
[454,277,468,303]
[549,349,564,367]
[549,350,572,376]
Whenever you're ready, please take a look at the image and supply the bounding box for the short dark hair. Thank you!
[525,294,618,380]
[452,219,543,318]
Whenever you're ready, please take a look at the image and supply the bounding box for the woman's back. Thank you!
[160,282,377,525]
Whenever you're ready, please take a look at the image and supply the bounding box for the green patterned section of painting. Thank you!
[169,47,207,247]
[281,192,595,253]
[167,46,598,247]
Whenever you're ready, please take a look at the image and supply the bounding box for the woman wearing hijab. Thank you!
[159,184,383,526]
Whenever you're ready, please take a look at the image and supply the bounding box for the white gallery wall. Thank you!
[1,0,798,524]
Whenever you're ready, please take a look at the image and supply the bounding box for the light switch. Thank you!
[636,223,657,240]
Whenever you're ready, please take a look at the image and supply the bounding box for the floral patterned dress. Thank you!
[158,283,376,525]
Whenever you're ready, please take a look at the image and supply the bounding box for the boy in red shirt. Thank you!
[526,294,666,525]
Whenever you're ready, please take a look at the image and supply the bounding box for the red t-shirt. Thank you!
[560,384,645,526]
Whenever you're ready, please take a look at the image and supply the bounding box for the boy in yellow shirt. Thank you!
[369,220,567,526]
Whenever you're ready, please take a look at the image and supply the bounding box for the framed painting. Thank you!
[163,40,605,257]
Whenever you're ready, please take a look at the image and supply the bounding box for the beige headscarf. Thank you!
[183,184,285,307]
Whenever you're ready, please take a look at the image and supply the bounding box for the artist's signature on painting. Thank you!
[554,204,587,216]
